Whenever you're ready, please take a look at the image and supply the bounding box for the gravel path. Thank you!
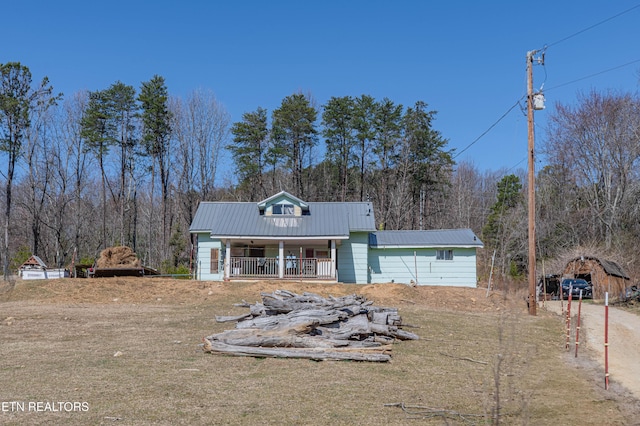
[544,300,640,399]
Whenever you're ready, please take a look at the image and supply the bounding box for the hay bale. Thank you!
[95,246,141,269]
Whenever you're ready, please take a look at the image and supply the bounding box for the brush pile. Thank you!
[203,289,419,362]
[95,246,141,269]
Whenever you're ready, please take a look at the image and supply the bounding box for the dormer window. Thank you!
[272,202,294,215]
[258,192,308,217]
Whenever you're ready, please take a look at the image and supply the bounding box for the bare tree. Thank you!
[22,105,54,260]
[449,161,484,229]
[52,92,95,262]
[0,62,58,279]
[172,89,230,265]
[545,91,640,249]
[174,89,230,202]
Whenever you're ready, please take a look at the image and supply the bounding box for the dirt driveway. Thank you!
[544,300,640,399]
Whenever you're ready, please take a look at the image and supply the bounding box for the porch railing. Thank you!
[229,257,333,279]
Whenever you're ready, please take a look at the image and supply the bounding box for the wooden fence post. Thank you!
[565,287,573,350]
[574,290,582,357]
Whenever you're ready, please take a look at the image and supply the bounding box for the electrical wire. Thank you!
[543,3,640,50]
[455,4,640,164]
[458,54,638,167]
[546,58,640,92]
[505,157,527,174]
[453,96,525,159]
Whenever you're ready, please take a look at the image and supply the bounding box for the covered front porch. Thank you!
[223,238,339,281]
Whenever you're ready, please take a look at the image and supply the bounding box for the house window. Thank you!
[210,249,220,273]
[436,249,453,261]
[272,203,294,215]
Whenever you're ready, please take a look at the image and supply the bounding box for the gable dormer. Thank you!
[258,191,309,217]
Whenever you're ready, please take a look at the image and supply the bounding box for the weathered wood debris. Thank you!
[203,289,419,362]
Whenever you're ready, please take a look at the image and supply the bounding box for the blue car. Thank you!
[561,278,592,299]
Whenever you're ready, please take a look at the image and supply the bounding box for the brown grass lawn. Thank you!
[1,278,638,425]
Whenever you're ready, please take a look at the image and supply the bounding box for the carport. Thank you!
[563,256,630,300]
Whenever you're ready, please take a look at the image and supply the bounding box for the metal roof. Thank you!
[20,255,47,268]
[369,229,483,248]
[190,200,375,238]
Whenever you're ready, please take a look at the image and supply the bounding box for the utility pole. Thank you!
[526,49,544,316]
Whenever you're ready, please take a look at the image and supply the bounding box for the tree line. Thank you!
[0,62,230,277]
[1,61,639,282]
[229,94,454,232]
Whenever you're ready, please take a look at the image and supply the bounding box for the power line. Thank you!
[453,97,525,159]
[455,4,640,163]
[543,3,640,49]
[456,55,640,162]
[546,58,640,92]
[505,157,527,174]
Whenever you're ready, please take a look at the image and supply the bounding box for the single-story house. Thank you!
[189,191,483,286]
[563,256,630,300]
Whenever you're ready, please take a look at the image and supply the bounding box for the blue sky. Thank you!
[3,1,640,180]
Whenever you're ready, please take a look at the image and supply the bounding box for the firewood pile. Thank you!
[203,289,419,362]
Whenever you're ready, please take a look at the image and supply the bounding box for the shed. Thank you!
[20,255,47,270]
[563,256,630,300]
[18,255,69,280]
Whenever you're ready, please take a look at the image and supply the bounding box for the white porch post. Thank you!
[224,239,231,280]
[331,240,336,280]
[278,241,284,278]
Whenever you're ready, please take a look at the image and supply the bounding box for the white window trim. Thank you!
[272,202,295,215]
[436,249,454,261]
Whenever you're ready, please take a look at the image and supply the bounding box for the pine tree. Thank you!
[228,107,269,200]
[271,93,317,197]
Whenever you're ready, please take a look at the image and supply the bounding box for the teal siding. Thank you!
[337,232,369,284]
[193,228,478,286]
[195,234,224,281]
[369,247,478,287]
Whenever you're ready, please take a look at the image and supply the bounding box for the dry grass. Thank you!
[0,278,638,425]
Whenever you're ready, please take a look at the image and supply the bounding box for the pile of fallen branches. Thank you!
[203,289,419,362]
[95,246,141,269]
